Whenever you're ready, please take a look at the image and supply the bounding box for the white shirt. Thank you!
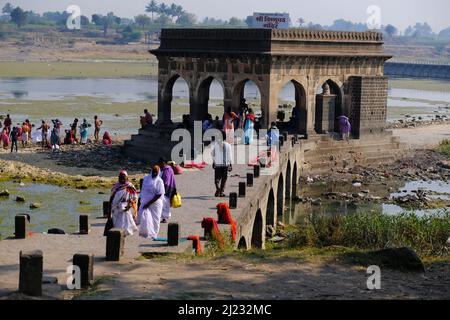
[211,141,232,167]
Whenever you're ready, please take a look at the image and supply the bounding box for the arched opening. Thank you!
[238,236,248,250]
[292,162,298,198]
[233,79,263,129]
[266,189,275,230]
[278,80,307,134]
[277,174,284,224]
[315,79,343,135]
[163,75,190,124]
[197,77,225,123]
[285,161,291,200]
[251,210,263,249]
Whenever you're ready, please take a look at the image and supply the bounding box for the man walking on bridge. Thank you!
[212,130,233,197]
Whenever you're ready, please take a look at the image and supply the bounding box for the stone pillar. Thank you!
[73,254,94,288]
[106,229,124,261]
[247,173,254,187]
[103,201,111,219]
[79,215,89,235]
[315,84,337,134]
[229,192,238,209]
[15,215,28,239]
[167,223,180,246]
[19,250,43,297]
[238,182,246,198]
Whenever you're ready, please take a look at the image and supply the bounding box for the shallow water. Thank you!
[285,180,450,225]
[0,181,109,237]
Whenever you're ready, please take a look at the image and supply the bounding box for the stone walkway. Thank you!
[0,139,273,297]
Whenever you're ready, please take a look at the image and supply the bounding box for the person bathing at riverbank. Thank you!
[79,119,90,145]
[110,170,139,236]
[158,158,177,224]
[9,127,18,153]
[21,122,30,147]
[139,165,165,240]
[94,115,103,143]
[212,130,233,197]
[37,120,50,148]
[1,127,10,150]
[102,131,112,145]
[50,127,61,151]
[3,114,12,131]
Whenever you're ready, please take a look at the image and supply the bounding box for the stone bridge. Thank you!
[385,62,450,80]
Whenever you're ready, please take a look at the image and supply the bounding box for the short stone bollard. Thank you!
[247,173,254,187]
[106,229,124,261]
[15,214,28,239]
[229,192,238,209]
[238,182,246,198]
[79,215,90,235]
[254,165,260,178]
[283,131,289,142]
[167,223,180,247]
[102,201,111,219]
[19,250,43,297]
[72,253,94,288]
[279,136,284,147]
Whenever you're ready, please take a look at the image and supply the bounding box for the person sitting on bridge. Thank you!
[212,130,233,198]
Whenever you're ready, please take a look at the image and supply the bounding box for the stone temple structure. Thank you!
[124,28,392,162]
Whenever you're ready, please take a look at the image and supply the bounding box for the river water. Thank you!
[0,181,108,238]
[1,77,450,105]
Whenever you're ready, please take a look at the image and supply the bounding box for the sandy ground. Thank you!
[0,124,449,300]
[392,123,450,149]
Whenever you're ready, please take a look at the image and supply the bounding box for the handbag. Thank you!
[171,192,182,208]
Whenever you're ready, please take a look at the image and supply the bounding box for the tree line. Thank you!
[1,1,450,42]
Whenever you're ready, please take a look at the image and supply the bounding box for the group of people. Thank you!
[108,158,178,240]
[0,115,34,152]
[0,114,113,153]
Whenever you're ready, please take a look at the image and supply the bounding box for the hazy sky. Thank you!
[2,0,449,32]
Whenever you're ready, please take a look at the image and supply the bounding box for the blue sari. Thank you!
[244,115,255,145]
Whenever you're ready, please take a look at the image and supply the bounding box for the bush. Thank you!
[438,139,450,157]
[288,211,450,257]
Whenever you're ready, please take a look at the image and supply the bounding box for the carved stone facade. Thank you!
[151,28,391,137]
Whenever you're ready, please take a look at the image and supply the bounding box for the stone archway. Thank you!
[278,79,308,135]
[232,78,263,123]
[251,209,263,249]
[159,74,191,124]
[196,76,226,122]
[314,79,343,135]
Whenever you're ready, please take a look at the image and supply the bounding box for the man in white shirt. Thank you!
[211,130,233,197]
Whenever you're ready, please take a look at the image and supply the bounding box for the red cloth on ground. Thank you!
[216,203,237,242]
[187,235,202,255]
[183,161,207,169]
[201,217,224,247]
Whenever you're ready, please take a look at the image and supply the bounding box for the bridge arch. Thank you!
[276,173,285,224]
[266,189,275,230]
[285,160,292,200]
[238,236,248,250]
[232,78,263,115]
[292,161,298,198]
[251,209,263,249]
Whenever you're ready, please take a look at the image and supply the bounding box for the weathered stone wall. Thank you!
[348,76,388,138]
